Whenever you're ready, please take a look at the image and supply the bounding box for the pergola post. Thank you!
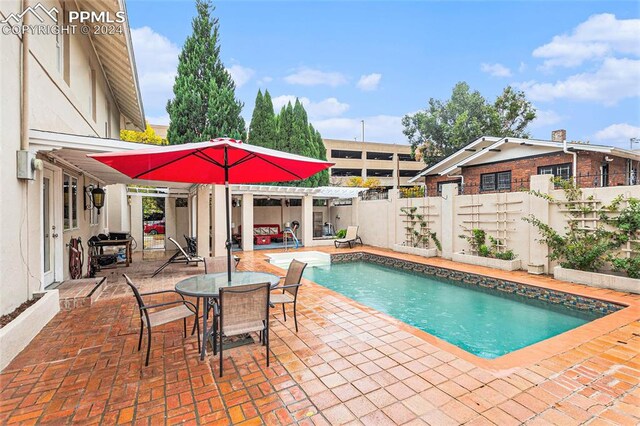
[211,184,227,256]
[196,185,210,258]
[241,193,254,251]
[301,194,314,247]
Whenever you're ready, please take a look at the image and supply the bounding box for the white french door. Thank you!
[43,168,58,286]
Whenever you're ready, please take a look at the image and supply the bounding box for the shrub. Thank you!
[335,229,347,239]
[459,228,516,260]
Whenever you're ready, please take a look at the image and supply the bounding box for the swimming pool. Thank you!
[304,259,616,359]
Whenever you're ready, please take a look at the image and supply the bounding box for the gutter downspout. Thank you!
[563,139,577,185]
[21,0,30,151]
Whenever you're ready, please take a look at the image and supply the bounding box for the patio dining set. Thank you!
[125,236,307,376]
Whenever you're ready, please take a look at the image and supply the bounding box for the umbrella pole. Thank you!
[224,146,232,283]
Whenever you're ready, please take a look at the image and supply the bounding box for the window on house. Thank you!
[538,163,572,180]
[437,180,462,194]
[63,173,78,230]
[480,171,511,191]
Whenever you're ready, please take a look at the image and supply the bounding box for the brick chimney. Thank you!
[551,129,566,142]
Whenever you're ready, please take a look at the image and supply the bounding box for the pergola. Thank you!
[30,129,365,257]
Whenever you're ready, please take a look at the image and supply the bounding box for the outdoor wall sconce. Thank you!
[84,184,106,212]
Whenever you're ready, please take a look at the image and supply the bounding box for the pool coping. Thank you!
[262,246,640,371]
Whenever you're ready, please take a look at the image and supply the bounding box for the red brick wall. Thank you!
[424,151,632,195]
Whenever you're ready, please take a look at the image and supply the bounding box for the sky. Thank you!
[125,0,640,149]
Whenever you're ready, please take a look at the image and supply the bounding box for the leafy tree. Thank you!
[402,82,536,166]
[120,122,167,145]
[248,90,277,149]
[166,0,245,144]
[346,177,381,188]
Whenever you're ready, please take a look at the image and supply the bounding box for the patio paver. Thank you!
[1,246,639,425]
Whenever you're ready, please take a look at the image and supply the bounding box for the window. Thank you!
[399,170,418,177]
[63,173,78,230]
[367,169,393,178]
[331,168,361,177]
[366,152,393,160]
[397,153,416,161]
[480,171,511,191]
[331,149,362,159]
[538,163,572,180]
[436,180,461,195]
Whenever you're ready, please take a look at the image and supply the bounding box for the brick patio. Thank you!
[1,246,639,425]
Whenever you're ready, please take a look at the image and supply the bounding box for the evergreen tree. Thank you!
[248,90,277,148]
[166,0,245,144]
[277,103,294,153]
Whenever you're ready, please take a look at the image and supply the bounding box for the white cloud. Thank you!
[593,123,640,144]
[518,62,527,73]
[131,26,180,118]
[533,14,640,70]
[271,95,350,119]
[529,108,565,129]
[516,58,640,105]
[226,64,255,88]
[356,73,382,91]
[284,67,347,87]
[257,76,273,86]
[480,63,512,77]
[312,115,406,144]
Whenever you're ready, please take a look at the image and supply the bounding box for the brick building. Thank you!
[410,130,640,195]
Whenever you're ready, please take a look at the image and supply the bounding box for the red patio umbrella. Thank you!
[89,138,333,280]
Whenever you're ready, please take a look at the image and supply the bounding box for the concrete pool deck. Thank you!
[1,246,639,425]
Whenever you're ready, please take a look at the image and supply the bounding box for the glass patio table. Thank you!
[175,271,281,360]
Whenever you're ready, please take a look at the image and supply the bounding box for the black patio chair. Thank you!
[124,274,200,366]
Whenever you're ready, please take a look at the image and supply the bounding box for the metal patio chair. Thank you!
[124,274,199,366]
[151,237,204,277]
[270,259,307,333]
[334,225,364,248]
[214,282,271,376]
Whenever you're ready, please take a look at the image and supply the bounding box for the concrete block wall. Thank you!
[356,175,640,271]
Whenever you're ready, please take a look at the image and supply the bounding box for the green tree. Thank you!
[402,82,536,165]
[166,0,245,144]
[120,122,167,145]
[248,90,277,149]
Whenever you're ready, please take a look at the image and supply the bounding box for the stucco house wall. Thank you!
[0,0,141,315]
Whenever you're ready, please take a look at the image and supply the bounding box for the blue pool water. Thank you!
[304,262,601,358]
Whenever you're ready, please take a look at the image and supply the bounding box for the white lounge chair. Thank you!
[334,226,363,249]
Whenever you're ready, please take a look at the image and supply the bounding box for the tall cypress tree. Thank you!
[167,0,245,144]
[248,90,277,148]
